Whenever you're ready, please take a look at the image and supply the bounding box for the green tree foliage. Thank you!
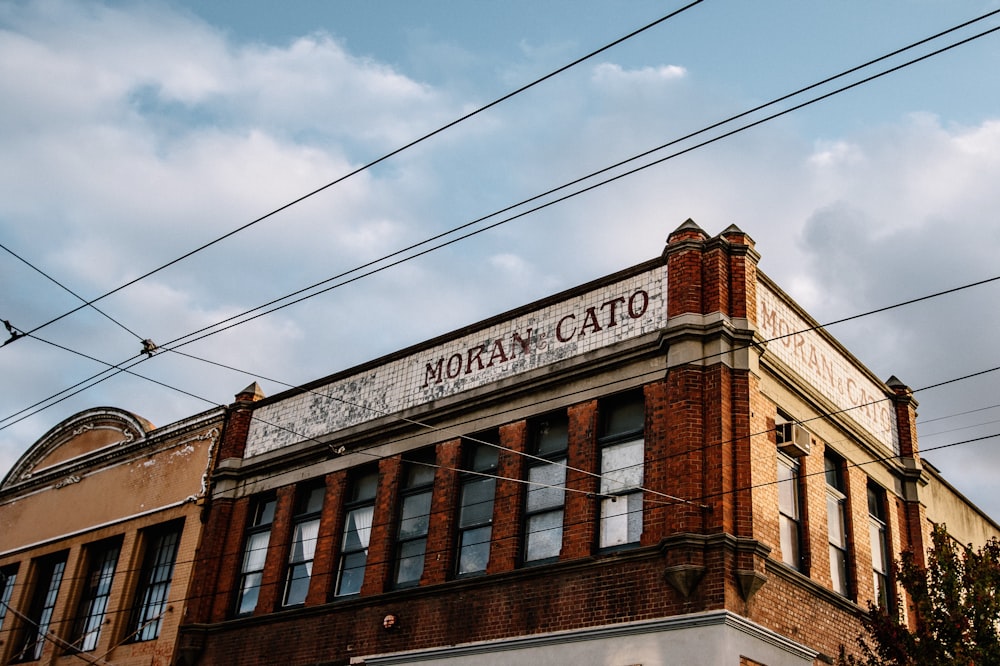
[841,524,1000,665]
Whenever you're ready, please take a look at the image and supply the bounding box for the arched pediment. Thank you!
[1,407,154,489]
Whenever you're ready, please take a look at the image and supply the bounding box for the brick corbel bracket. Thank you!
[660,532,771,601]
[736,569,768,602]
[663,563,706,598]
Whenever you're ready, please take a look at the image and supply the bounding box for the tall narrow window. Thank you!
[394,451,435,588]
[456,436,499,576]
[777,453,802,570]
[130,521,182,641]
[72,538,122,651]
[0,565,17,633]
[598,393,645,549]
[336,468,379,597]
[826,451,850,596]
[524,413,568,563]
[868,481,892,609]
[283,484,325,607]
[235,496,276,616]
[14,552,67,662]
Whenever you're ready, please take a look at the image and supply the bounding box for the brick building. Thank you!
[4,221,996,666]
[166,220,997,665]
[0,405,224,665]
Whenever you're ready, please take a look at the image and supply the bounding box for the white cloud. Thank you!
[591,62,687,86]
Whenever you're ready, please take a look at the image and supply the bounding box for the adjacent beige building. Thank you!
[0,405,223,666]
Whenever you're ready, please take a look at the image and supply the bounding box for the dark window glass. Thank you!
[236,496,276,615]
[598,393,644,548]
[457,435,498,576]
[777,453,801,570]
[14,552,67,662]
[130,522,182,641]
[826,452,850,596]
[283,484,325,607]
[524,413,567,563]
[72,538,122,651]
[336,469,379,597]
[394,450,435,588]
[868,482,892,609]
[0,565,18,633]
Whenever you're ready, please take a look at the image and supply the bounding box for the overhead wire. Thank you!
[0,241,142,343]
[142,8,1000,356]
[3,12,999,432]
[3,0,707,345]
[5,270,997,523]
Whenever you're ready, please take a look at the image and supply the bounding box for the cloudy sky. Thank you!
[2,0,999,521]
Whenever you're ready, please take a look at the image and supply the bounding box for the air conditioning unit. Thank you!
[777,422,811,457]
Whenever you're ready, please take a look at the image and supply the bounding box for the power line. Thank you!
[6,267,996,522]
[0,241,142,342]
[4,11,998,431]
[6,0,706,344]
[136,12,1000,356]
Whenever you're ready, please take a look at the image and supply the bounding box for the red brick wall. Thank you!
[562,401,598,560]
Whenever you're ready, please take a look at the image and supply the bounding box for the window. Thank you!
[456,436,499,576]
[777,453,802,570]
[336,468,379,597]
[235,496,276,615]
[598,393,645,549]
[394,451,435,588]
[72,538,122,651]
[826,452,850,596]
[283,485,325,607]
[130,522,182,641]
[14,552,67,662]
[524,413,568,563]
[868,481,892,608]
[0,564,17,633]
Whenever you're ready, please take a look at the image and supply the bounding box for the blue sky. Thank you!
[2,0,1000,521]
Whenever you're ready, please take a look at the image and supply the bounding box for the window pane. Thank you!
[350,472,379,502]
[603,396,644,436]
[133,527,181,640]
[470,445,499,472]
[243,531,271,572]
[289,519,320,564]
[534,416,568,456]
[827,494,846,548]
[343,506,374,551]
[870,522,887,574]
[283,563,312,607]
[600,491,642,548]
[404,463,436,488]
[302,486,325,514]
[830,546,848,595]
[525,511,563,561]
[395,539,427,586]
[255,499,277,526]
[19,556,66,661]
[399,492,432,539]
[780,514,800,569]
[457,526,492,575]
[337,551,367,596]
[777,460,798,518]
[0,569,17,633]
[237,572,263,616]
[459,477,496,527]
[74,542,121,651]
[600,439,644,493]
[526,462,566,512]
